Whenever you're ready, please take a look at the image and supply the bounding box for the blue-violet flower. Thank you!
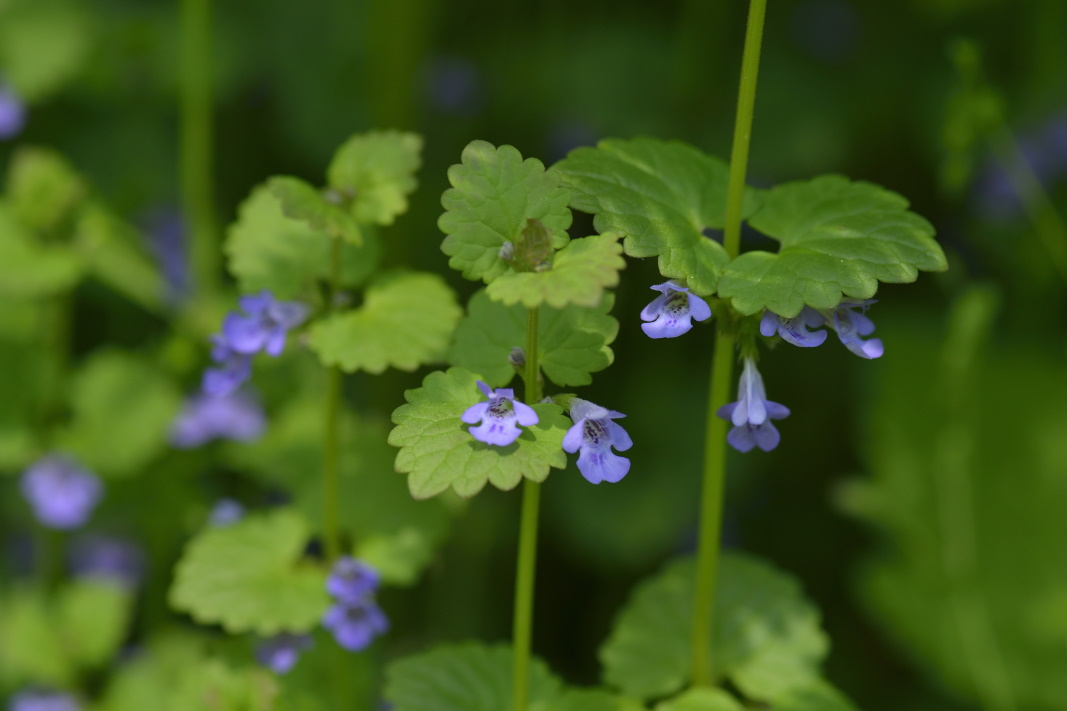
[759,308,828,347]
[222,291,309,357]
[255,633,313,674]
[717,358,790,453]
[9,690,81,711]
[322,599,389,652]
[0,81,27,140]
[640,281,712,338]
[826,299,883,359]
[208,498,245,527]
[69,535,143,590]
[461,381,539,447]
[202,335,253,397]
[326,557,380,605]
[562,398,633,484]
[20,456,102,530]
[170,390,266,448]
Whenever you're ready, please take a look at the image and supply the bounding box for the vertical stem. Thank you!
[180,0,219,298]
[691,0,767,686]
[512,306,541,711]
[323,238,344,561]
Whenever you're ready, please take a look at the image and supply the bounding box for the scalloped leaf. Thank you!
[269,176,363,244]
[309,272,461,374]
[600,553,828,702]
[555,137,758,295]
[0,0,92,102]
[58,349,182,478]
[225,183,381,299]
[549,689,645,711]
[169,509,330,635]
[383,642,563,711]
[327,130,422,225]
[225,400,452,587]
[6,146,87,233]
[388,367,569,499]
[718,175,947,317]
[448,289,618,388]
[654,689,745,711]
[486,233,625,309]
[439,140,572,283]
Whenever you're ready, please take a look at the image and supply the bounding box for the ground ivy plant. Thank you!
[382,1,946,710]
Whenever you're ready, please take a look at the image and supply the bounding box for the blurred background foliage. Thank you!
[1,0,1065,709]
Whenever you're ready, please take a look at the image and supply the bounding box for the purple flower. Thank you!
[255,633,313,674]
[208,498,245,527]
[717,358,790,453]
[826,299,883,359]
[9,691,81,711]
[759,308,828,347]
[0,82,27,140]
[327,557,380,605]
[69,535,143,590]
[141,209,188,304]
[322,599,389,652]
[222,291,309,357]
[170,390,266,448]
[20,456,102,530]
[202,335,254,397]
[461,381,539,447]
[640,281,712,339]
[562,399,633,484]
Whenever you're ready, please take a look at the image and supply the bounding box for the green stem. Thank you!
[180,0,219,298]
[512,306,541,711]
[691,0,767,686]
[323,238,344,561]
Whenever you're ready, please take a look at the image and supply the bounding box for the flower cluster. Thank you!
[170,390,266,449]
[462,382,634,485]
[322,557,389,652]
[203,291,309,397]
[20,455,102,530]
[760,299,883,359]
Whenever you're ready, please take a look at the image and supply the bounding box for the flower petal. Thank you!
[562,421,584,453]
[513,401,539,427]
[759,311,780,337]
[687,293,712,322]
[608,421,633,451]
[470,418,522,446]
[752,421,781,451]
[641,315,693,339]
[577,447,630,484]
[460,402,489,424]
[640,293,670,322]
[726,425,757,453]
[765,401,791,420]
[475,380,493,398]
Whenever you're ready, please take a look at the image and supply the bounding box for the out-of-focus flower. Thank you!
[208,498,245,527]
[20,456,102,530]
[222,292,309,358]
[0,81,27,140]
[255,633,313,675]
[8,690,81,711]
[322,598,389,652]
[640,281,712,339]
[423,56,485,116]
[461,381,539,447]
[326,557,380,605]
[170,390,266,448]
[717,358,790,453]
[562,398,632,484]
[141,209,188,304]
[69,535,143,590]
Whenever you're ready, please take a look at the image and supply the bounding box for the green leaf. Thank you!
[269,175,363,244]
[486,233,626,309]
[448,289,618,388]
[0,0,92,102]
[599,553,828,702]
[58,349,182,478]
[5,146,87,233]
[309,272,461,374]
[226,399,452,587]
[717,175,947,317]
[654,689,745,711]
[389,367,569,499]
[0,202,83,297]
[74,203,165,313]
[548,689,645,711]
[555,137,757,295]
[169,509,330,635]
[327,130,423,225]
[225,184,381,299]
[56,580,133,670]
[843,289,1067,710]
[769,680,862,711]
[0,587,72,688]
[439,140,572,283]
[384,642,563,711]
